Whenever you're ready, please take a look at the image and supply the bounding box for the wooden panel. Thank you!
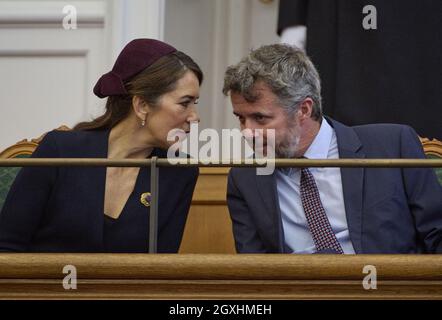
[180,167,235,253]
[179,205,235,253]
[191,168,229,204]
[0,254,441,299]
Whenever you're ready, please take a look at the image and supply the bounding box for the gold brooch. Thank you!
[140,192,151,207]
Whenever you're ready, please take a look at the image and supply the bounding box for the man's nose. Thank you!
[241,119,260,131]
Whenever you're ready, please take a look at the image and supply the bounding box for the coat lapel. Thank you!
[81,129,110,249]
[86,129,110,212]
[329,118,365,253]
[255,170,285,252]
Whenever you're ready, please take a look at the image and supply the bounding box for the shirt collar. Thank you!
[278,118,333,177]
[303,117,333,160]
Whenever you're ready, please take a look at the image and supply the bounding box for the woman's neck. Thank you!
[107,118,154,159]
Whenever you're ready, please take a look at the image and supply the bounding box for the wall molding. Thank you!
[106,0,165,66]
[0,49,87,57]
[0,0,166,151]
[206,0,252,132]
[0,1,105,28]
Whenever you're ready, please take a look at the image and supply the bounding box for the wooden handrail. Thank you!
[0,254,441,280]
[0,158,441,168]
[0,254,441,299]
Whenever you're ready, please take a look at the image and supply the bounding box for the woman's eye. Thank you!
[180,99,198,108]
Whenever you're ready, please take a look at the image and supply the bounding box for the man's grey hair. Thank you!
[223,43,322,120]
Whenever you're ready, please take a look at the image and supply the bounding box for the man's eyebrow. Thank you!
[251,112,270,117]
[233,111,271,117]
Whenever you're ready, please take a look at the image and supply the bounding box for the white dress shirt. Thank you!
[276,118,356,254]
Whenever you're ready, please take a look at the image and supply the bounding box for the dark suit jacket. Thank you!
[227,118,442,253]
[0,129,198,253]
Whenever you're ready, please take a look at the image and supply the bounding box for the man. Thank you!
[223,44,442,254]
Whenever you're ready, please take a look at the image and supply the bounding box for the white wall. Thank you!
[0,0,164,151]
[164,0,279,132]
[0,0,280,151]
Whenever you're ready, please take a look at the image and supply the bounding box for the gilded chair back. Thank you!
[420,137,442,184]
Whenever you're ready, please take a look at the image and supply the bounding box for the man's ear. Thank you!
[297,98,314,121]
[132,96,149,121]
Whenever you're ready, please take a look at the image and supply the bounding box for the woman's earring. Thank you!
[141,119,145,127]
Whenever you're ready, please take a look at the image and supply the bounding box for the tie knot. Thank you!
[300,157,311,175]
[301,167,312,177]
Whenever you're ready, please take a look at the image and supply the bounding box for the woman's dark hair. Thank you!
[74,51,203,131]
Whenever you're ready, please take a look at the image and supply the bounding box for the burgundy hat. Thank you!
[93,38,177,98]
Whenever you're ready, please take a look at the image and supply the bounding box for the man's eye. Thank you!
[255,115,265,121]
[237,116,245,123]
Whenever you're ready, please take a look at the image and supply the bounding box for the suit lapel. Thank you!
[255,171,285,252]
[329,118,365,253]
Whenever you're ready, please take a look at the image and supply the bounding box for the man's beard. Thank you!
[275,121,300,158]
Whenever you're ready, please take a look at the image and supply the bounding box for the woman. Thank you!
[0,39,202,252]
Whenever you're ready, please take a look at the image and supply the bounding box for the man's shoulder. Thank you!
[351,123,412,136]
[331,117,416,143]
[350,123,418,146]
[346,122,423,157]
[328,118,422,157]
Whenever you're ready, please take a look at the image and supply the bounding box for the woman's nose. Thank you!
[187,106,200,123]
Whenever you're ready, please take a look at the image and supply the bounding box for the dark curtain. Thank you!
[278,0,442,139]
